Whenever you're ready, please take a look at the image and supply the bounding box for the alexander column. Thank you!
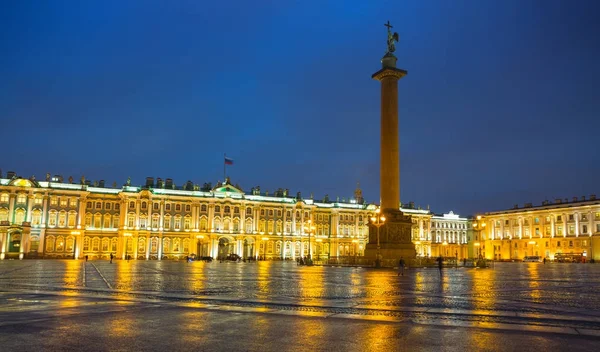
[364,21,416,267]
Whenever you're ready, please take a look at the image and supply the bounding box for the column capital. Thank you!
[372,67,407,81]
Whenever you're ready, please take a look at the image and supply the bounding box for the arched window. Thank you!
[66,236,74,252]
[32,210,42,226]
[46,236,55,252]
[141,202,147,210]
[68,211,77,227]
[259,219,266,232]
[286,211,291,218]
[111,238,118,252]
[164,215,171,230]
[276,220,282,234]
[48,210,57,227]
[0,193,9,203]
[113,215,120,229]
[139,215,147,229]
[184,216,191,230]
[214,218,221,231]
[58,210,67,227]
[94,213,102,228]
[246,207,252,216]
[285,221,291,233]
[55,236,65,252]
[174,215,181,230]
[200,217,208,231]
[85,213,92,227]
[267,220,274,234]
[173,238,180,252]
[96,202,102,209]
[152,215,159,229]
[215,205,221,213]
[138,237,146,253]
[83,237,90,251]
[92,237,100,251]
[201,204,207,212]
[104,214,111,228]
[102,238,109,252]
[185,204,191,212]
[0,208,8,222]
[14,209,25,225]
[233,219,240,232]
[234,207,239,214]
[128,213,135,228]
[245,219,253,233]
[129,201,135,209]
[183,238,190,253]
[224,206,230,214]
[150,237,158,253]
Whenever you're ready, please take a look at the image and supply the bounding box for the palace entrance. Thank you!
[242,238,255,259]
[8,232,22,253]
[218,237,235,259]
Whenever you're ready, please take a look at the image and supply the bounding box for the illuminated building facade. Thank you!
[477,196,600,261]
[0,173,471,261]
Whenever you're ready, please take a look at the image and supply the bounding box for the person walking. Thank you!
[398,257,406,276]
[437,255,443,276]
[110,253,113,264]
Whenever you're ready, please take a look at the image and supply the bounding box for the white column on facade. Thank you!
[41,195,49,226]
[551,215,555,237]
[589,211,594,236]
[419,219,424,240]
[240,203,246,234]
[192,203,198,230]
[135,199,140,228]
[563,213,567,237]
[575,213,580,237]
[518,219,523,239]
[8,194,15,224]
[26,195,34,221]
[208,204,215,231]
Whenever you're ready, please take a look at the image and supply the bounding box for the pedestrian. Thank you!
[463,258,467,267]
[85,255,88,262]
[543,257,546,265]
[127,254,130,262]
[110,253,113,264]
[398,257,406,276]
[437,255,443,275]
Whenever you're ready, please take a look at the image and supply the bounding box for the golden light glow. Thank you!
[442,241,448,246]
[262,237,269,241]
[474,242,480,247]
[375,208,380,214]
[528,241,536,245]
[370,217,376,222]
[70,231,81,235]
[476,215,482,220]
[123,233,132,237]
[195,235,204,239]
[380,216,386,222]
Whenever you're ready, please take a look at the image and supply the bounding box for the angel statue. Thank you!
[385,21,399,54]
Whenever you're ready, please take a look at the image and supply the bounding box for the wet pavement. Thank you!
[1,260,599,350]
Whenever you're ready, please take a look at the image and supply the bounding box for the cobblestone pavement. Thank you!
[1,260,600,339]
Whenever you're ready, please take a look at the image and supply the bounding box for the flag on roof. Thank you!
[224,156,234,165]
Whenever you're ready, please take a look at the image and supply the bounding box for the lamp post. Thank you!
[472,215,486,259]
[370,208,386,268]
[474,242,481,259]
[304,220,315,260]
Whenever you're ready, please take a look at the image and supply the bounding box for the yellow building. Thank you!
[476,196,600,261]
[0,173,470,261]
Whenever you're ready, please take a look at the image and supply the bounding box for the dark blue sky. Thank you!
[1,0,599,215]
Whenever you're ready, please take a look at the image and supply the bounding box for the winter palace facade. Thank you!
[0,172,470,261]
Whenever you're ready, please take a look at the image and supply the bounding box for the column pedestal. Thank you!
[364,209,415,267]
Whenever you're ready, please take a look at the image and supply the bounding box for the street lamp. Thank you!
[474,242,481,259]
[472,215,486,259]
[304,220,316,260]
[370,208,386,268]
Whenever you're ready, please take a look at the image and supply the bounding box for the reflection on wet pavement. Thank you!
[1,260,600,334]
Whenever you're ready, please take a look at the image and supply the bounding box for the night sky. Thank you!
[1,1,599,216]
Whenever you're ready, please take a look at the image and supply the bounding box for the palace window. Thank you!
[152,215,159,229]
[183,238,189,253]
[96,202,102,209]
[246,207,252,216]
[201,204,207,212]
[92,238,100,251]
[245,220,253,233]
[165,203,171,211]
[534,217,540,224]
[259,220,265,232]
[595,212,600,220]
[233,219,239,232]
[59,198,67,207]
[32,210,41,226]
[0,193,9,203]
[261,209,265,216]
[285,222,291,233]
[113,216,120,228]
[111,238,117,252]
[34,196,43,205]
[94,214,102,228]
[597,224,600,233]
[65,236,74,252]
[58,211,67,227]
[129,201,135,209]
[277,210,282,217]
[104,215,111,228]
[14,209,25,225]
[557,215,562,221]
[234,207,239,214]
[142,202,147,210]
[535,228,540,236]
[164,216,171,230]
[153,203,159,210]
[582,214,588,221]
[304,212,309,218]
[185,204,191,212]
[583,225,588,233]
[50,197,57,206]
[83,237,90,251]
[140,216,147,229]
[115,203,120,210]
[174,216,181,230]
[102,238,109,252]
[173,238,180,252]
[17,194,26,204]
[87,202,92,209]
[85,214,92,227]
[48,211,57,227]
[128,214,135,228]
[569,240,573,247]
[569,215,574,221]
[276,221,282,234]
[175,204,181,211]
[46,236,55,252]
[55,236,64,252]
[557,241,561,247]
[286,210,291,218]
[269,209,273,216]
[138,238,146,253]
[105,203,111,210]
[557,226,563,236]
[184,216,191,230]
[68,212,76,227]
[215,206,220,213]
[200,218,207,231]
[224,206,230,214]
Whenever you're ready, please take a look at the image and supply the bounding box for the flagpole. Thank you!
[224,153,226,183]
